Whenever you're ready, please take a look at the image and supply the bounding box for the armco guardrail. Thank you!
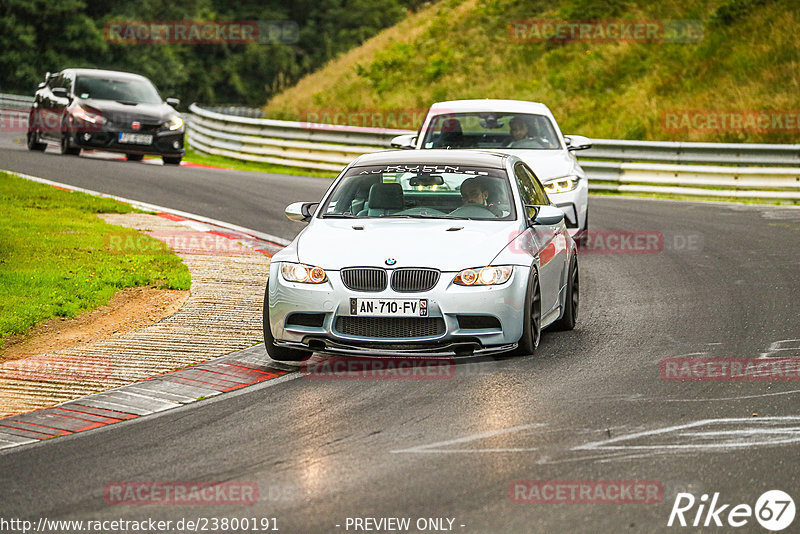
[187,103,408,172]
[0,93,34,109]
[0,93,33,124]
[187,103,800,199]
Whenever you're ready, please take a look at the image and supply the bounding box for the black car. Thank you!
[26,68,185,164]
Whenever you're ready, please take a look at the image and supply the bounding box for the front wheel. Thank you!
[262,286,311,363]
[162,156,182,165]
[553,256,579,331]
[511,268,541,356]
[59,125,80,156]
[126,153,144,161]
[27,113,46,151]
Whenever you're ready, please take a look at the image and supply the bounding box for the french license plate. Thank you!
[350,298,428,317]
[118,133,153,145]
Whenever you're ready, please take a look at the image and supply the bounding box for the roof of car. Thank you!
[350,149,510,169]
[61,68,148,80]
[428,99,552,115]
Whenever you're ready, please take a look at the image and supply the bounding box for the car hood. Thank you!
[76,99,176,124]
[296,218,522,271]
[495,149,581,182]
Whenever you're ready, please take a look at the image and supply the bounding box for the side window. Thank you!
[514,163,538,207]
[61,73,74,93]
[522,165,550,205]
[47,73,62,90]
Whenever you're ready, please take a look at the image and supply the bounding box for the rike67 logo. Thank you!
[668,490,795,531]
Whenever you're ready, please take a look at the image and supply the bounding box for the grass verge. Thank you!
[590,190,800,206]
[0,172,191,350]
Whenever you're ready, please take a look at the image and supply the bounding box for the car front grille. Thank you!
[341,268,388,292]
[335,317,445,338]
[391,268,440,292]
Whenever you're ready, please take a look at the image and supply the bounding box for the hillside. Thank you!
[264,0,800,143]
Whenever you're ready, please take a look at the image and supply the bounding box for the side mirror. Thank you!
[52,87,69,98]
[166,97,180,107]
[564,134,592,151]
[391,134,417,150]
[528,205,565,226]
[285,202,319,222]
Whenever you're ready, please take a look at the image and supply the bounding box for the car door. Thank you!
[39,73,69,140]
[514,162,565,319]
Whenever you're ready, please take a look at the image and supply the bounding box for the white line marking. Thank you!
[2,170,292,246]
[574,416,800,451]
[390,423,544,454]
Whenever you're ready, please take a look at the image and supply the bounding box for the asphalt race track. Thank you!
[2,131,800,533]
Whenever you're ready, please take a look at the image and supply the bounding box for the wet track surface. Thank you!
[2,131,800,533]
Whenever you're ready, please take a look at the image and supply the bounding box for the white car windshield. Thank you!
[320,165,516,220]
[421,112,561,150]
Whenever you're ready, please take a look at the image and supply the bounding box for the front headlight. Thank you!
[454,266,513,286]
[164,115,183,131]
[543,175,579,194]
[73,105,104,125]
[281,262,327,284]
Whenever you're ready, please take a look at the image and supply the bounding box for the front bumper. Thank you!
[267,262,530,356]
[69,125,185,156]
[546,178,588,231]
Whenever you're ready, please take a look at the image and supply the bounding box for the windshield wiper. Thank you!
[115,100,140,105]
[322,213,358,218]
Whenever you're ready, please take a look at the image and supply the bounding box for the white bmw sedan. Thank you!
[264,150,579,363]
[393,99,591,234]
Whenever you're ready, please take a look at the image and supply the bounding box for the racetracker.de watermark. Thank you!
[509,230,703,255]
[104,20,299,45]
[662,110,800,133]
[104,481,258,506]
[105,231,255,256]
[508,19,703,43]
[0,354,111,382]
[300,108,429,131]
[302,357,455,380]
[661,357,800,381]
[510,480,663,504]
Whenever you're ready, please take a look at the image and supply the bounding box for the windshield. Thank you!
[421,112,561,150]
[320,164,516,220]
[74,75,163,105]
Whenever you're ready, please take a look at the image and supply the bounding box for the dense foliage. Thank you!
[0,0,417,107]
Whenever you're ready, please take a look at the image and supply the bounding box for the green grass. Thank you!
[0,172,191,349]
[181,148,337,179]
[264,0,800,144]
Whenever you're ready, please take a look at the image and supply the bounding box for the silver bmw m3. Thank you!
[263,150,579,363]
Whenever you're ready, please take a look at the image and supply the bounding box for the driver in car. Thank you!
[507,116,543,149]
[459,177,502,216]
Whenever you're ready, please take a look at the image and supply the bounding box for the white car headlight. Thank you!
[165,115,183,131]
[73,105,104,125]
[281,262,327,284]
[454,266,513,286]
[544,175,579,194]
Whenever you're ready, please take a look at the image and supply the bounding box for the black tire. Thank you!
[553,256,579,331]
[26,112,46,151]
[126,153,144,161]
[59,122,80,156]
[262,286,311,363]
[576,209,589,248]
[511,268,541,356]
[162,156,182,165]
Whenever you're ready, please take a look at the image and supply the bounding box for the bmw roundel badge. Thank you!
[385,258,396,266]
